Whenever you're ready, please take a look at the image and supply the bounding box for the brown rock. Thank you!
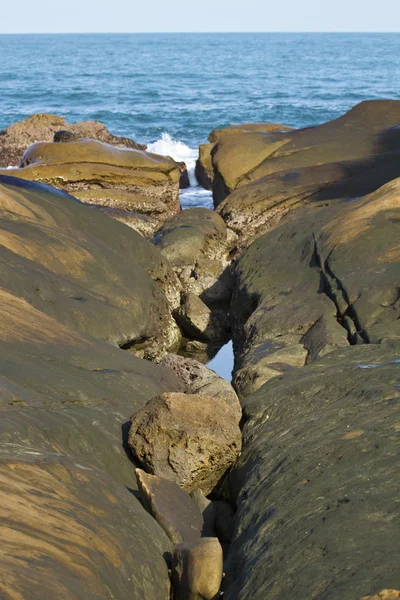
[174,292,230,343]
[128,392,242,495]
[0,112,145,167]
[195,143,215,190]
[361,592,400,600]
[172,538,223,600]
[135,469,203,544]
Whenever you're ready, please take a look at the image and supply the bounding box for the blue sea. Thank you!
[1,33,400,208]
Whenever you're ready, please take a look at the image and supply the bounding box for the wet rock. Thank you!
[159,353,241,419]
[0,175,181,357]
[215,101,400,244]
[174,292,230,344]
[176,160,191,189]
[172,538,223,600]
[128,392,242,495]
[135,469,203,544]
[0,138,181,230]
[224,344,400,599]
[0,112,146,167]
[231,177,400,397]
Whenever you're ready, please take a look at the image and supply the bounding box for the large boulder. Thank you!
[215,101,400,244]
[0,175,181,357]
[0,139,181,235]
[0,112,145,168]
[128,392,242,495]
[224,344,400,599]
[231,177,400,397]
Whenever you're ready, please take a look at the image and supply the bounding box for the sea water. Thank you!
[1,33,400,207]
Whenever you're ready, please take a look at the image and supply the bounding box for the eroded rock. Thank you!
[128,392,242,495]
[172,538,223,600]
[174,292,230,344]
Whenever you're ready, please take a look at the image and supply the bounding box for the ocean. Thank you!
[1,32,399,208]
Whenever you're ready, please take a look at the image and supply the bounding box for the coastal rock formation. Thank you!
[195,121,293,192]
[174,292,231,344]
[159,353,241,419]
[135,469,203,544]
[0,138,182,235]
[128,392,242,494]
[0,112,146,167]
[224,344,400,599]
[0,175,181,357]
[214,100,400,244]
[231,177,400,397]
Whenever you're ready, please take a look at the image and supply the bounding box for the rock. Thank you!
[215,101,400,244]
[128,392,242,495]
[208,122,294,144]
[135,469,203,544]
[174,292,231,344]
[231,177,400,397]
[1,138,182,227]
[0,174,181,357]
[159,353,241,419]
[361,592,400,600]
[87,204,159,237]
[195,143,215,190]
[172,538,223,600]
[176,160,191,188]
[180,340,222,364]
[224,344,400,599]
[0,112,146,167]
[191,491,235,544]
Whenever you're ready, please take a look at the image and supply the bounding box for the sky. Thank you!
[1,0,399,33]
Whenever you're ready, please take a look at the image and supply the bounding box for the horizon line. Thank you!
[0,30,399,35]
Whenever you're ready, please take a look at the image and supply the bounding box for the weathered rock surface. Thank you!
[159,353,241,419]
[231,177,400,397]
[0,175,181,357]
[0,138,181,235]
[0,112,146,168]
[129,392,242,494]
[195,143,215,190]
[224,344,400,599]
[174,292,231,344]
[215,101,400,244]
[361,592,400,600]
[135,469,203,544]
[172,538,224,600]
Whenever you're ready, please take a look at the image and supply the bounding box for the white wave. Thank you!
[147,132,198,186]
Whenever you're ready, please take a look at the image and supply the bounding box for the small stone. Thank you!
[172,538,223,600]
[174,292,230,343]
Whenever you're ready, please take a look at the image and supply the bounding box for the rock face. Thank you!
[231,177,400,397]
[172,538,224,600]
[0,112,146,167]
[224,344,400,599]
[215,101,400,244]
[159,353,241,419]
[135,469,203,544]
[174,292,231,344]
[0,139,181,235]
[0,174,181,357]
[128,392,242,494]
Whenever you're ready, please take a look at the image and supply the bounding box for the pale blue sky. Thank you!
[1,0,399,33]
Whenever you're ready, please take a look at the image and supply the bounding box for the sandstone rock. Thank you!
[174,292,231,344]
[0,139,181,230]
[128,392,242,495]
[135,469,203,544]
[361,592,400,600]
[159,353,241,419]
[224,344,400,599]
[172,538,223,600]
[195,143,215,190]
[0,175,181,357]
[208,121,294,143]
[231,177,400,397]
[0,112,145,167]
[215,101,400,244]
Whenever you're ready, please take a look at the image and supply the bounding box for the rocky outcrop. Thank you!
[231,177,400,397]
[0,112,146,167]
[159,353,241,419]
[215,101,400,245]
[224,344,400,599]
[0,139,182,236]
[0,175,181,358]
[128,392,242,495]
[135,469,203,544]
[174,292,231,344]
